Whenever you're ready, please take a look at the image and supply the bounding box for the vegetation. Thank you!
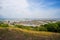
[14,21,60,33]
[0,28,60,40]
[0,21,60,40]
[0,21,60,33]
[14,25,32,30]
[43,22,60,33]
[0,21,9,27]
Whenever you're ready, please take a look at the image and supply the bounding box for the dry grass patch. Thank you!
[0,27,60,40]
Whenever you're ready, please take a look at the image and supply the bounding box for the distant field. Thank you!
[0,27,60,40]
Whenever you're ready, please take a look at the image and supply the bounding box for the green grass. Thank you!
[0,27,60,40]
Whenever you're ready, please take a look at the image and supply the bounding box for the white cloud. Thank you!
[0,0,60,18]
[27,5,60,18]
[0,0,31,18]
[1,0,29,8]
[27,0,60,18]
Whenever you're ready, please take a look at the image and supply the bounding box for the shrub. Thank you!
[57,27,60,33]
[44,23,58,32]
[14,25,23,28]
[15,25,32,30]
[0,24,9,27]
[31,26,40,31]
[39,27,47,31]
[56,21,60,27]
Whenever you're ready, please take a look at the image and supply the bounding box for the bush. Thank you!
[14,21,60,33]
[44,23,58,32]
[56,21,60,27]
[0,24,9,27]
[15,25,32,30]
[57,27,60,33]
[32,26,39,31]
[39,27,47,31]
[15,25,23,28]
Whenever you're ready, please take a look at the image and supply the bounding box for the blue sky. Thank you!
[0,0,60,18]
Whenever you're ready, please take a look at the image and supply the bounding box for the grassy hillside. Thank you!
[0,27,60,40]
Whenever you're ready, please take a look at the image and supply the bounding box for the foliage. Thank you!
[0,28,60,40]
[32,26,39,31]
[14,21,60,33]
[39,26,47,31]
[15,25,32,30]
[0,21,9,27]
[0,21,60,33]
[43,23,59,32]
[15,25,23,28]
[0,24,9,27]
[56,21,60,27]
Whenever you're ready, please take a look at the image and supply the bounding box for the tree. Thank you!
[39,26,47,31]
[56,21,60,27]
[44,23,58,32]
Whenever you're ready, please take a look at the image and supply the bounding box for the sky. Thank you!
[0,0,60,18]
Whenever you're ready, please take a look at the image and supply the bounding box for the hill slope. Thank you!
[0,28,60,40]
